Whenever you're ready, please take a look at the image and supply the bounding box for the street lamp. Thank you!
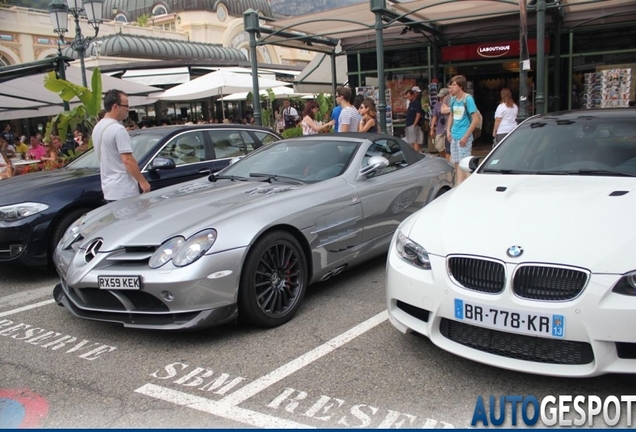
[48,0,103,88]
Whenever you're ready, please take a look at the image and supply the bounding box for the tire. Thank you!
[434,187,450,199]
[48,208,90,265]
[238,231,307,328]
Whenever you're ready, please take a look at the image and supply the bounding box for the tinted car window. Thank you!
[480,117,636,175]
[156,131,207,166]
[253,131,279,146]
[224,139,359,183]
[362,139,408,178]
[207,130,247,159]
[67,132,164,169]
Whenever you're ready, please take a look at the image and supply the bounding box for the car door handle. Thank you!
[198,169,211,175]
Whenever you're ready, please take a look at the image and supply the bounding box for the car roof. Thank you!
[130,124,280,135]
[528,108,636,121]
[288,132,400,141]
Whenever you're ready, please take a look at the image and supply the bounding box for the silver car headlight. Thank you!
[172,229,217,267]
[149,236,185,269]
[395,230,431,270]
[612,270,636,296]
[59,215,86,250]
[0,202,49,222]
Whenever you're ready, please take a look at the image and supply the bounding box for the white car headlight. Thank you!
[612,270,636,296]
[172,229,217,267]
[395,230,431,270]
[0,202,49,222]
[149,236,185,269]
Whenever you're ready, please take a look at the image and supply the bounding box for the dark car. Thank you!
[0,124,281,267]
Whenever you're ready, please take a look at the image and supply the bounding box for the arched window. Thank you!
[115,13,127,22]
[152,4,168,16]
[0,55,10,67]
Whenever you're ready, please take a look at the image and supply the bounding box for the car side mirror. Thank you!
[148,157,176,171]
[459,156,483,173]
[359,155,389,176]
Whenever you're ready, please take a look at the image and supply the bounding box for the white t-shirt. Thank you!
[283,106,298,118]
[494,103,519,134]
[92,118,139,201]
[338,106,362,132]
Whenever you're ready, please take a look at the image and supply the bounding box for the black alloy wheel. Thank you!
[238,231,307,327]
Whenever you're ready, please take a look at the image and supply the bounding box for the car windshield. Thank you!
[221,139,359,183]
[67,131,164,169]
[480,116,636,176]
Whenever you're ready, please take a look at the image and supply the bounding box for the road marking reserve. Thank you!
[135,383,313,428]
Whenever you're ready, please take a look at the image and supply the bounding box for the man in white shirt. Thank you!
[282,99,299,130]
[92,89,150,202]
[336,87,362,132]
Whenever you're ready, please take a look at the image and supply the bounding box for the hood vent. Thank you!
[609,190,629,197]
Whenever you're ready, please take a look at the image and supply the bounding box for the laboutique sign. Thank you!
[441,39,550,62]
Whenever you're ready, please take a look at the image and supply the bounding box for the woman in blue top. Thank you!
[358,98,378,133]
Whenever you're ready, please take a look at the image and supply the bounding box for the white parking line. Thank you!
[219,311,388,407]
[0,299,56,318]
[137,311,388,428]
[135,383,314,428]
[0,286,54,308]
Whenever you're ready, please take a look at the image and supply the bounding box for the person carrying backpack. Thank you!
[446,75,481,185]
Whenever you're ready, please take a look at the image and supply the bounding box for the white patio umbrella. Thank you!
[154,69,289,119]
[222,86,312,101]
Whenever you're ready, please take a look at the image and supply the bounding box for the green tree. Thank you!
[136,13,152,27]
[247,88,277,129]
[43,67,102,151]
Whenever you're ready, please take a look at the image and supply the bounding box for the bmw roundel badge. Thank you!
[507,245,523,258]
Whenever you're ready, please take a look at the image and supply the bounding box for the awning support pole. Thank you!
[536,0,546,114]
[331,52,337,101]
[371,0,386,134]
[244,9,262,126]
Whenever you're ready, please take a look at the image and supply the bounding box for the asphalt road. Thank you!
[1,258,634,428]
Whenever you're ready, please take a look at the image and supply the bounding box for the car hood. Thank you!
[79,178,307,250]
[0,168,99,204]
[407,174,636,273]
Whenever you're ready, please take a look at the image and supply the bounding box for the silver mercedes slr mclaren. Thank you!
[53,133,454,330]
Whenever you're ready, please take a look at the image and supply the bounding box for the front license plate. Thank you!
[454,298,564,338]
[98,276,141,290]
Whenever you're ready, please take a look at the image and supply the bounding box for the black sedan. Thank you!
[0,124,281,267]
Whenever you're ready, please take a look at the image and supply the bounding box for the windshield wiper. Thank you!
[208,174,248,182]
[481,168,533,174]
[563,169,636,177]
[250,173,305,185]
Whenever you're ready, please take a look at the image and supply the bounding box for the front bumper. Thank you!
[0,218,50,266]
[53,242,248,330]
[385,246,636,377]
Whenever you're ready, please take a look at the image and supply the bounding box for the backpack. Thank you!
[417,109,427,128]
[462,97,483,140]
